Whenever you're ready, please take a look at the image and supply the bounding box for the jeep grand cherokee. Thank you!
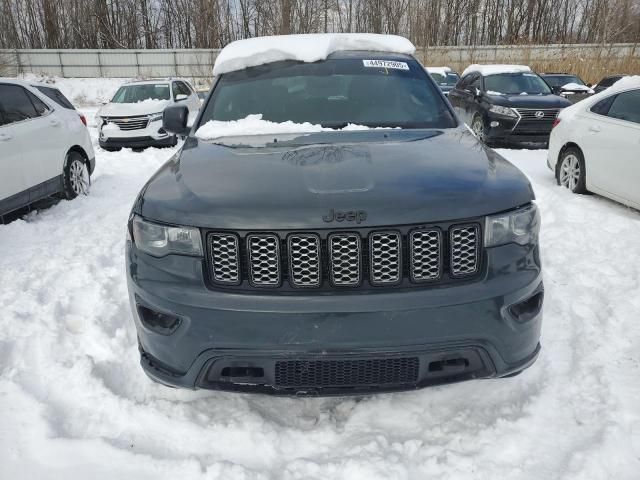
[126,34,543,395]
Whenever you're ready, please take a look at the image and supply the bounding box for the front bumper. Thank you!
[484,112,552,146]
[99,135,175,149]
[127,239,543,395]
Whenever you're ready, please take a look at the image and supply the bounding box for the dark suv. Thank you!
[126,44,543,395]
[449,66,571,146]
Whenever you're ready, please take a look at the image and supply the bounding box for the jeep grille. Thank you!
[205,223,481,291]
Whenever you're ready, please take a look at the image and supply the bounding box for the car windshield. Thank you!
[484,72,553,95]
[543,75,584,87]
[111,84,170,103]
[430,72,459,86]
[200,57,457,129]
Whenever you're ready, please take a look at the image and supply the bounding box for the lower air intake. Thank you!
[275,357,420,387]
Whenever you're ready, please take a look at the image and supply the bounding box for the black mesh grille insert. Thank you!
[275,357,420,387]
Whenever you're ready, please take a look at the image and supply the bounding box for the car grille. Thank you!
[205,223,482,291]
[513,108,561,134]
[103,115,149,130]
[274,357,419,387]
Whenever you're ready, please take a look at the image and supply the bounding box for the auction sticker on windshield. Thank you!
[363,60,409,70]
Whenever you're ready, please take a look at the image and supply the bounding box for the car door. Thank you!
[447,74,470,119]
[1,84,68,193]
[579,89,640,204]
[0,85,28,207]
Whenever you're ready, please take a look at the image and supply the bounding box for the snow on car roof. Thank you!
[461,64,531,77]
[558,75,640,120]
[213,33,416,75]
[425,67,453,76]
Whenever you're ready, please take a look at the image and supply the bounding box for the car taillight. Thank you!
[79,114,87,126]
[552,118,561,129]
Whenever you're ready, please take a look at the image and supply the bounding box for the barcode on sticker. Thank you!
[363,60,409,70]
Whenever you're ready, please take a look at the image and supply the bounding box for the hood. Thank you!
[487,93,572,109]
[136,128,535,229]
[97,99,170,117]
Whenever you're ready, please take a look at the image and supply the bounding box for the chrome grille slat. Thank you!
[410,229,441,282]
[329,234,361,286]
[104,115,149,131]
[370,231,401,285]
[515,108,561,120]
[288,234,321,287]
[450,225,479,277]
[247,234,281,287]
[208,233,240,284]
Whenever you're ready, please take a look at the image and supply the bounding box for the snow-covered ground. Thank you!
[1,110,640,479]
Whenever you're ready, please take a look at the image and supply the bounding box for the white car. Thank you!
[548,76,640,210]
[96,78,200,151]
[0,78,94,220]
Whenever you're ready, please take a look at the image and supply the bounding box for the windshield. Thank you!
[430,72,459,86]
[542,75,584,87]
[484,73,553,95]
[111,84,170,103]
[200,58,457,129]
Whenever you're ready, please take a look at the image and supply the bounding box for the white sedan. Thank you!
[548,76,640,209]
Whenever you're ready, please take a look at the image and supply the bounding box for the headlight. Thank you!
[485,204,540,247]
[148,112,163,122]
[489,105,519,118]
[132,215,202,257]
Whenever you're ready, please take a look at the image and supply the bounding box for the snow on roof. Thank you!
[461,64,531,77]
[558,75,640,120]
[425,67,453,76]
[213,33,416,75]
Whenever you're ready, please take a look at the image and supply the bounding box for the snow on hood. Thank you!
[558,75,640,121]
[486,90,504,96]
[97,98,170,117]
[195,114,388,141]
[425,66,452,76]
[213,33,416,75]
[560,82,593,92]
[462,64,531,77]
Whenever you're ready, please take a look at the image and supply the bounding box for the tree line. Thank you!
[1,0,639,49]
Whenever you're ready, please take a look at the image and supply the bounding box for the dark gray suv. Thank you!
[126,49,543,395]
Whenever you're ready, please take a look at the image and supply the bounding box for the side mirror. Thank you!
[163,105,190,136]
[175,94,188,101]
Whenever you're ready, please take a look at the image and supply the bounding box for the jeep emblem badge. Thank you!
[323,209,367,224]
[535,111,545,118]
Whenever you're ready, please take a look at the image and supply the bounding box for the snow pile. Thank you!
[425,66,452,76]
[461,64,531,77]
[486,90,504,95]
[213,33,416,75]
[195,114,386,141]
[98,98,169,118]
[561,82,594,93]
[20,73,128,106]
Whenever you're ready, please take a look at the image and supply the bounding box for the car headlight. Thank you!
[485,204,540,247]
[148,112,163,122]
[489,105,518,118]
[132,215,202,257]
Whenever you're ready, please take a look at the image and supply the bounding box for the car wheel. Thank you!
[63,151,91,199]
[471,114,487,143]
[557,147,587,194]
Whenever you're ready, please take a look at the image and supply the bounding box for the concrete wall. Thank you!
[1,43,638,82]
